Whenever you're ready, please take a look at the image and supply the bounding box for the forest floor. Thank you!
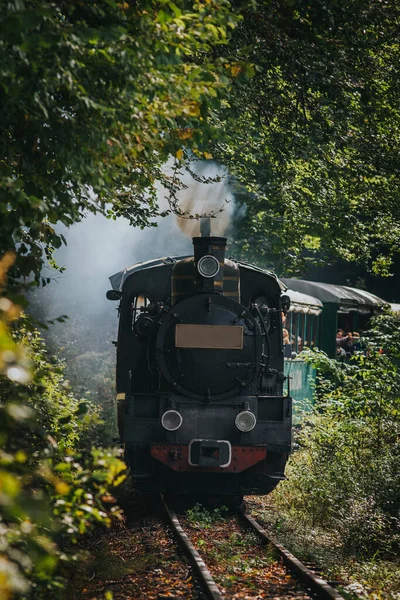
[67,484,400,600]
[68,517,199,599]
[67,491,203,600]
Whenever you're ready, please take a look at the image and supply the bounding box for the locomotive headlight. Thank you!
[161,410,183,431]
[235,411,256,432]
[197,255,220,279]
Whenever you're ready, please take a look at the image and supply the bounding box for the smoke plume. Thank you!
[174,162,234,238]
[34,161,234,321]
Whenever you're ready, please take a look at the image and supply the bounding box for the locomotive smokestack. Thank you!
[200,217,211,237]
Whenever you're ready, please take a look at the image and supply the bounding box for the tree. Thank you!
[209,0,400,276]
[0,0,238,284]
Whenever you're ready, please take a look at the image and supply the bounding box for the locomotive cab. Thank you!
[108,221,292,499]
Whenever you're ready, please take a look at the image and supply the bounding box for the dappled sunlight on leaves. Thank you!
[0,257,126,596]
[0,0,240,285]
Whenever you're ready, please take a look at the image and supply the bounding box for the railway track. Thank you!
[75,494,347,599]
[163,497,346,600]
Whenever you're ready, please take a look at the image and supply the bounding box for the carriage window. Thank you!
[285,306,320,356]
[283,311,292,358]
[287,312,298,353]
[285,312,303,354]
[303,313,317,350]
[304,314,311,349]
[295,313,303,353]
[306,314,319,349]
[131,295,151,327]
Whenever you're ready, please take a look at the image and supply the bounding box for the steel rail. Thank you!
[162,497,223,600]
[238,508,346,600]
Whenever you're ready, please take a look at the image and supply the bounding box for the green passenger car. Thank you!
[282,279,387,409]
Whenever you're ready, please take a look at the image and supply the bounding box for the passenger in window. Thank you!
[336,329,344,345]
[336,345,346,359]
[297,336,303,353]
[283,328,292,358]
[352,331,361,351]
[352,331,367,354]
[342,332,354,357]
[337,329,352,349]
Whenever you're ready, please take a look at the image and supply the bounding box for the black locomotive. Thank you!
[107,219,292,500]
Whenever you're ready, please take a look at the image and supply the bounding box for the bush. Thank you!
[33,310,119,446]
[0,301,126,597]
[274,311,400,557]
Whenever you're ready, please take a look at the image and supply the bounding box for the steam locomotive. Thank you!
[107,219,292,500]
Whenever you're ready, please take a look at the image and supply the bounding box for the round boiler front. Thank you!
[155,294,262,400]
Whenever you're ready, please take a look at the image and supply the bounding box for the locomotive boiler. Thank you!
[107,219,292,501]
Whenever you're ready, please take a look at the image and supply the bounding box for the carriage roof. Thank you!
[282,278,388,313]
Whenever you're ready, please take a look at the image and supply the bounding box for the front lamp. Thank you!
[197,255,220,279]
[161,410,183,431]
[235,410,256,432]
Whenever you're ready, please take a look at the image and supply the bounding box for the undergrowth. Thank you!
[0,306,126,599]
[249,311,400,600]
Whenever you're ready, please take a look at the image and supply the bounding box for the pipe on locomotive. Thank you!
[200,217,211,237]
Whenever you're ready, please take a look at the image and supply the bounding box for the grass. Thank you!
[186,503,229,528]
[246,495,400,600]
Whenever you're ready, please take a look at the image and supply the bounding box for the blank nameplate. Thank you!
[175,324,243,349]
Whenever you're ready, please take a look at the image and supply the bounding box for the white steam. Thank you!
[34,161,235,329]
[175,163,234,238]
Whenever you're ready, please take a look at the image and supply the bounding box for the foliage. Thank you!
[247,495,400,600]
[186,503,228,528]
[0,0,238,285]
[273,312,400,557]
[0,296,126,598]
[3,0,400,283]
[31,310,119,445]
[210,0,400,275]
[0,253,31,384]
[6,321,105,449]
